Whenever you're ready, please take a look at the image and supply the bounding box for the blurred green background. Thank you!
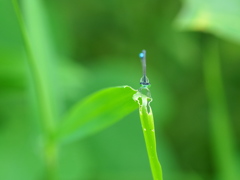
[0,0,240,180]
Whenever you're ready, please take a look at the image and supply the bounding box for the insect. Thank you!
[138,50,151,97]
[139,50,151,88]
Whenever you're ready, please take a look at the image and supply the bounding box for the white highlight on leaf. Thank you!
[132,91,152,114]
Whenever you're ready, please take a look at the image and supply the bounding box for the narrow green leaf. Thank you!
[57,86,138,142]
[12,0,59,179]
[175,0,240,44]
[203,38,238,180]
[133,91,163,180]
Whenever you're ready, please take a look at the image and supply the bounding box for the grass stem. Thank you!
[11,0,58,179]
[136,93,163,180]
[202,36,238,180]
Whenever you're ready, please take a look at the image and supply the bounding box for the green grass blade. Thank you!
[134,91,163,180]
[57,86,138,143]
[12,0,59,133]
[203,37,238,180]
[21,0,61,124]
[11,0,60,179]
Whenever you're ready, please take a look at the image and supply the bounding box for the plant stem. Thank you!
[11,0,58,179]
[139,95,163,180]
[202,36,238,180]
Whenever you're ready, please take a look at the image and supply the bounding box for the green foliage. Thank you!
[11,0,140,179]
[58,86,138,142]
[1,0,240,179]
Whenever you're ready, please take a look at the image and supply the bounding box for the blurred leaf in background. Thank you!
[175,0,240,44]
[175,0,240,180]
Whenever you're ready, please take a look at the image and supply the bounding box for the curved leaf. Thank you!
[175,0,240,44]
[57,86,138,143]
